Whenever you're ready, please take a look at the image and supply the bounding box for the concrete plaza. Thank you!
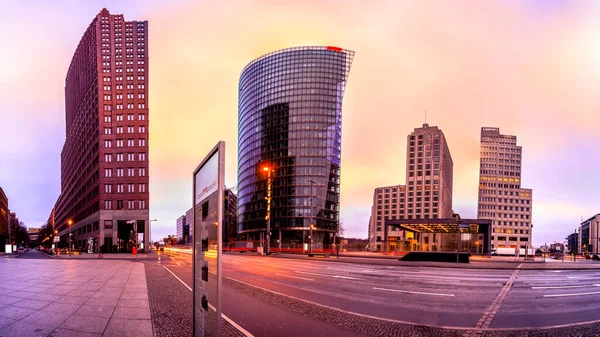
[0,251,152,337]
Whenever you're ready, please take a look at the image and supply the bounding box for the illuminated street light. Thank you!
[262,166,275,255]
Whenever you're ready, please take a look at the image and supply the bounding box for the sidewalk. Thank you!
[50,252,153,260]
[0,258,153,337]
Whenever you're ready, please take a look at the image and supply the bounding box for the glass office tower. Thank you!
[237,46,354,250]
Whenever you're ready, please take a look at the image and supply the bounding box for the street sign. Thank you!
[458,224,470,229]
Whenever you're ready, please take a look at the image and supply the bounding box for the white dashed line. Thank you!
[372,287,455,297]
[275,273,315,281]
[544,291,600,298]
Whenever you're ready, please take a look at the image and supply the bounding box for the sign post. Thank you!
[193,142,224,337]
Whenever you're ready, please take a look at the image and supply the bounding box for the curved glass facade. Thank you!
[237,46,354,247]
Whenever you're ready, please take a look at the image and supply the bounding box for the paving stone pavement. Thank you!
[143,262,245,337]
[0,258,153,337]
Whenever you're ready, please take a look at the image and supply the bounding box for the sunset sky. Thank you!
[0,0,598,246]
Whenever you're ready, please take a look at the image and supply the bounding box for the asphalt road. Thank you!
[156,249,600,332]
[13,249,51,259]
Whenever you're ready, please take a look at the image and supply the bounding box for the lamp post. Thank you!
[308,180,317,256]
[67,219,73,256]
[262,166,274,255]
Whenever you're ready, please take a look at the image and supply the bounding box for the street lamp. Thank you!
[67,219,73,256]
[308,180,317,256]
[262,166,275,255]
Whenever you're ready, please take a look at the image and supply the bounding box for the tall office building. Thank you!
[369,124,454,251]
[53,8,150,252]
[477,127,532,251]
[0,187,8,252]
[184,188,237,244]
[237,46,354,249]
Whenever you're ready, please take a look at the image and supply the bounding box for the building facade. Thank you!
[0,187,7,251]
[9,212,18,245]
[237,46,354,249]
[176,215,187,243]
[566,232,578,254]
[185,188,237,244]
[477,127,533,251]
[579,214,600,255]
[369,124,454,251]
[53,8,150,252]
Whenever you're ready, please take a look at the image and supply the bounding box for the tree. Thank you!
[15,221,30,246]
[338,222,345,237]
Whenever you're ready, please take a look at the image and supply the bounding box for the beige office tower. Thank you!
[477,127,532,251]
[369,124,453,251]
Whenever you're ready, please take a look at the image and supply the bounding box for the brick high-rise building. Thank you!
[369,124,454,251]
[477,127,532,251]
[53,8,150,252]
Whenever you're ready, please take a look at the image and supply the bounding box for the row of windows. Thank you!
[104,183,146,193]
[103,139,146,147]
[104,167,146,177]
[493,235,529,240]
[104,126,146,134]
[104,153,147,162]
[104,114,146,122]
[104,200,146,210]
[102,84,145,90]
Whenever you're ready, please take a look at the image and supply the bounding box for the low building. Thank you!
[579,214,600,255]
[0,188,8,252]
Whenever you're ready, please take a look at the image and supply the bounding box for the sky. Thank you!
[0,0,599,246]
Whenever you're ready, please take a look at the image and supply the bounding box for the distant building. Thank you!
[477,127,533,251]
[566,232,578,254]
[28,228,41,243]
[369,124,454,252]
[176,215,187,243]
[579,214,600,255]
[9,212,18,245]
[0,187,8,251]
[185,188,237,244]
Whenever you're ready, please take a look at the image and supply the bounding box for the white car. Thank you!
[17,246,25,253]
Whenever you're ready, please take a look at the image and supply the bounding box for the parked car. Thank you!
[17,246,25,253]
[592,255,600,261]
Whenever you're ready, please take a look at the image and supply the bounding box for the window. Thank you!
[139,168,146,176]
[104,115,112,123]
[116,139,123,147]
[127,113,134,121]
[104,140,112,148]
[138,103,145,109]
[139,184,146,193]
[128,153,135,161]
[128,168,135,176]
[128,184,135,193]
[127,139,135,147]
[104,184,112,193]
[139,153,146,161]
[104,127,112,135]
[104,200,112,210]
[117,168,124,177]
[105,154,112,162]
[139,114,146,121]
[117,153,124,161]
[116,126,123,134]
[117,200,124,210]
[139,139,146,146]
[139,200,146,209]
[128,200,135,209]
[128,126,135,133]
[117,184,124,193]
[139,125,146,133]
[105,169,112,177]
[116,114,123,121]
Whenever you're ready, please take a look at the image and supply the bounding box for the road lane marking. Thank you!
[372,287,454,297]
[171,257,176,260]
[532,284,600,289]
[177,262,181,266]
[464,267,521,336]
[163,265,254,337]
[544,290,600,298]
[275,273,315,281]
[294,271,362,280]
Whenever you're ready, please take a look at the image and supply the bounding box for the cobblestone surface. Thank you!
[224,277,600,337]
[144,262,245,337]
